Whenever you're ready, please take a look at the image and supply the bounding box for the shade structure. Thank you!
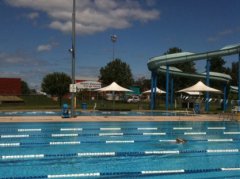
[142,88,166,94]
[96,82,132,92]
[177,81,221,93]
[185,92,203,95]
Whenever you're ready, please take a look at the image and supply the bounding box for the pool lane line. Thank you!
[1,148,240,160]
[1,167,240,178]
[1,138,239,147]
[0,126,235,133]
[2,131,240,139]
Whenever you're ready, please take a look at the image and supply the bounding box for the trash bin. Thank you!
[194,103,200,114]
[81,103,87,110]
[62,103,70,118]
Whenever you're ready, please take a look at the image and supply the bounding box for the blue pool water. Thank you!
[0,111,188,116]
[0,121,240,178]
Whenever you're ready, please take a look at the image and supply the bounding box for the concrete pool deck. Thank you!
[0,114,236,123]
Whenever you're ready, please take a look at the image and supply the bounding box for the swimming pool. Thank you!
[0,121,240,178]
[0,111,188,117]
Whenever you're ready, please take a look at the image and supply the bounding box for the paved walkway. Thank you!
[0,114,232,123]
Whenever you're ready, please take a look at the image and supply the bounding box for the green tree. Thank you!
[21,80,31,95]
[164,47,196,73]
[99,59,134,87]
[41,72,71,106]
[230,61,238,86]
[162,47,196,90]
[134,77,151,91]
[209,56,227,72]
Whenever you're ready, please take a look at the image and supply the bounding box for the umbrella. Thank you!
[177,81,221,93]
[142,88,166,94]
[96,82,132,110]
[96,82,132,92]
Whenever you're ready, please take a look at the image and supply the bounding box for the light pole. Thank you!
[70,0,76,118]
[111,35,117,61]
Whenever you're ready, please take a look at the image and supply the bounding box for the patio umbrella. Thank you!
[96,82,132,92]
[177,81,221,93]
[142,88,166,94]
[96,82,132,110]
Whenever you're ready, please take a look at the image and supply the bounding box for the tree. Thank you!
[99,59,134,87]
[230,61,238,86]
[162,47,196,90]
[134,77,151,91]
[21,80,31,95]
[41,72,71,106]
[164,47,196,73]
[209,56,227,73]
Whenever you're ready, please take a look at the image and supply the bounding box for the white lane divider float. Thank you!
[137,128,158,130]
[106,140,134,143]
[49,141,81,145]
[2,154,44,160]
[51,134,78,137]
[207,149,239,153]
[208,127,226,130]
[145,150,180,154]
[184,132,206,135]
[18,129,42,132]
[143,133,166,136]
[0,143,20,147]
[100,128,121,131]
[99,133,123,136]
[224,132,240,135]
[48,173,100,178]
[60,128,82,131]
[173,127,192,130]
[159,140,176,142]
[207,139,233,142]
[77,152,115,157]
[142,169,184,174]
[1,134,29,138]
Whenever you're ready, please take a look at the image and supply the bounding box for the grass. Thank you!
[0,95,229,114]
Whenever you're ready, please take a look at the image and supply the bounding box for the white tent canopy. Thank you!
[142,88,166,94]
[177,81,221,93]
[185,92,203,95]
[96,82,132,92]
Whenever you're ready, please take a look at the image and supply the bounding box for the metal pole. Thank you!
[111,35,117,61]
[150,72,157,110]
[166,65,169,110]
[238,53,240,106]
[223,83,227,112]
[205,60,210,112]
[71,0,76,117]
[170,78,174,109]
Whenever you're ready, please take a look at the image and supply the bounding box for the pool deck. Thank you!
[0,114,236,123]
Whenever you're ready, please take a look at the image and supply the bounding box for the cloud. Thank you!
[37,44,52,52]
[5,0,160,35]
[0,51,50,87]
[27,12,39,20]
[208,27,240,42]
[36,42,58,52]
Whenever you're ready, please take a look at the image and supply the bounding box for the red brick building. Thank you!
[0,78,21,95]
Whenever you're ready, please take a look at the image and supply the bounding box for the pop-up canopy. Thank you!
[96,82,132,92]
[177,81,221,93]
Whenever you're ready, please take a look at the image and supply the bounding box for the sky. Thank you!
[0,0,240,90]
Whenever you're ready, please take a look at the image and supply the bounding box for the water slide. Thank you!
[147,44,240,71]
[147,43,240,111]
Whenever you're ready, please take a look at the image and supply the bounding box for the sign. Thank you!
[76,81,101,90]
[69,84,77,93]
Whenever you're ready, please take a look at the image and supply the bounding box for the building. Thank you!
[0,78,21,95]
[0,78,23,104]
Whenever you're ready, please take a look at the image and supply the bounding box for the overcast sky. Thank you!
[0,0,240,89]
